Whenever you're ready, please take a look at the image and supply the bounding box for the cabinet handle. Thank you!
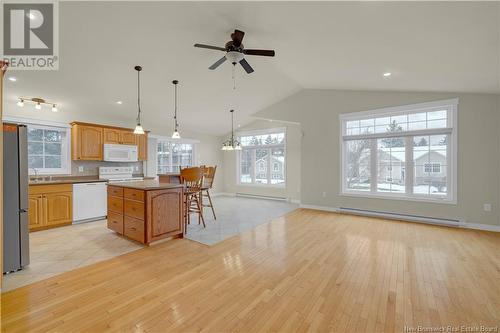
[131,227,136,231]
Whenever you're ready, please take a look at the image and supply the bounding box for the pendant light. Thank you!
[221,109,241,151]
[171,80,180,139]
[133,65,145,135]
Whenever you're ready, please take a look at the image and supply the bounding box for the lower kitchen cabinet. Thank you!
[28,184,73,231]
[106,185,183,245]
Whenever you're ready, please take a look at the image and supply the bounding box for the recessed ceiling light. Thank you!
[237,124,241,128]
[116,101,123,105]
[8,77,17,82]
[383,72,392,77]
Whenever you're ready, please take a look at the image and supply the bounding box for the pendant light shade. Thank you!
[221,109,241,151]
[133,65,145,135]
[171,80,181,139]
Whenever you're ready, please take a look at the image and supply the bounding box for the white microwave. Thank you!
[103,144,138,162]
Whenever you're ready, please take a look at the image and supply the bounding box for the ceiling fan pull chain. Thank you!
[232,65,236,90]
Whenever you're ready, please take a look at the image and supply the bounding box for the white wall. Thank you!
[221,120,301,201]
[255,89,500,227]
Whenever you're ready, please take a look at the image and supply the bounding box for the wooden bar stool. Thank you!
[201,166,217,220]
[180,167,205,231]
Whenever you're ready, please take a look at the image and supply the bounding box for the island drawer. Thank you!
[107,212,123,234]
[108,186,123,197]
[124,199,144,220]
[124,188,145,201]
[124,216,145,243]
[108,196,123,213]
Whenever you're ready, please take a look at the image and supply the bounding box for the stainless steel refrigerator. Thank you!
[3,123,29,273]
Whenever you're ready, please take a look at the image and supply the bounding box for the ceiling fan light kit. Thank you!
[17,97,59,112]
[133,65,145,135]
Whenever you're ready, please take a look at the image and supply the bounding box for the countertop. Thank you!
[29,176,107,186]
[107,180,184,191]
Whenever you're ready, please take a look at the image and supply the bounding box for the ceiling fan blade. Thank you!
[194,43,226,51]
[209,56,227,70]
[231,29,245,47]
[243,49,275,57]
[239,58,254,74]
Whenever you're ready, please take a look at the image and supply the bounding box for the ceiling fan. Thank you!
[194,29,275,74]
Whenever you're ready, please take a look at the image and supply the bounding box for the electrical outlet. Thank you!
[78,166,84,173]
[483,203,492,212]
[322,191,327,198]
[134,166,139,171]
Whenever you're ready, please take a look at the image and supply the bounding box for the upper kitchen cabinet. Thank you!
[104,128,137,145]
[71,123,103,160]
[71,122,148,161]
[135,133,148,161]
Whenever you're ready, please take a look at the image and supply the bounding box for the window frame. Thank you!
[156,138,196,174]
[3,116,71,175]
[236,127,287,188]
[339,99,458,204]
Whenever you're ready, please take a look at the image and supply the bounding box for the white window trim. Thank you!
[339,99,458,204]
[3,116,71,175]
[236,127,287,188]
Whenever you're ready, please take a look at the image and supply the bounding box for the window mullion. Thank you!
[252,149,256,184]
[370,139,377,193]
[267,148,271,184]
[405,136,413,195]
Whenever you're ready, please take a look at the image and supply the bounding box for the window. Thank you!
[341,99,457,202]
[27,124,70,175]
[424,163,441,173]
[237,129,286,186]
[157,141,194,173]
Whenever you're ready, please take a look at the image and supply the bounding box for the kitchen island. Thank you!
[107,180,184,245]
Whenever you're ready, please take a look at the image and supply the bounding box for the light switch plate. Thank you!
[483,203,492,212]
[78,166,84,173]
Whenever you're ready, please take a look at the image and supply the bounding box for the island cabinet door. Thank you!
[146,188,183,243]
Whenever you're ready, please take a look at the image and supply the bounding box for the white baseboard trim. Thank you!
[211,192,235,197]
[300,204,500,232]
[290,199,301,204]
[236,193,287,201]
[461,223,500,232]
[300,204,340,213]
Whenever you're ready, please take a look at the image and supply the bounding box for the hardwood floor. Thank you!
[2,209,499,332]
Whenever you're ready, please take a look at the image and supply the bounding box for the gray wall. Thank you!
[255,89,500,226]
[221,120,301,201]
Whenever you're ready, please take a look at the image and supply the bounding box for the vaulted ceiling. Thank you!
[4,1,498,135]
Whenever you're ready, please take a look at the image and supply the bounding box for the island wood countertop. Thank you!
[107,180,184,190]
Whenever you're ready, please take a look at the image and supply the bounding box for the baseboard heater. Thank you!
[236,193,287,201]
[339,207,461,227]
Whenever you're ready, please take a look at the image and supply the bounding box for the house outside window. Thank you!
[157,141,194,173]
[237,128,286,186]
[341,99,457,203]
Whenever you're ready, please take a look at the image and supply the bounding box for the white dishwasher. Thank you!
[73,182,107,223]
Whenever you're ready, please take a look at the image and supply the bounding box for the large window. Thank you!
[237,129,286,186]
[341,99,457,203]
[27,124,70,175]
[157,141,194,173]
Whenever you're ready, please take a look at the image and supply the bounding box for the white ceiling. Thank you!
[4,1,499,135]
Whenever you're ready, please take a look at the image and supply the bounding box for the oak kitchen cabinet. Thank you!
[71,122,148,161]
[71,123,103,160]
[104,128,137,145]
[107,182,183,245]
[28,184,73,231]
